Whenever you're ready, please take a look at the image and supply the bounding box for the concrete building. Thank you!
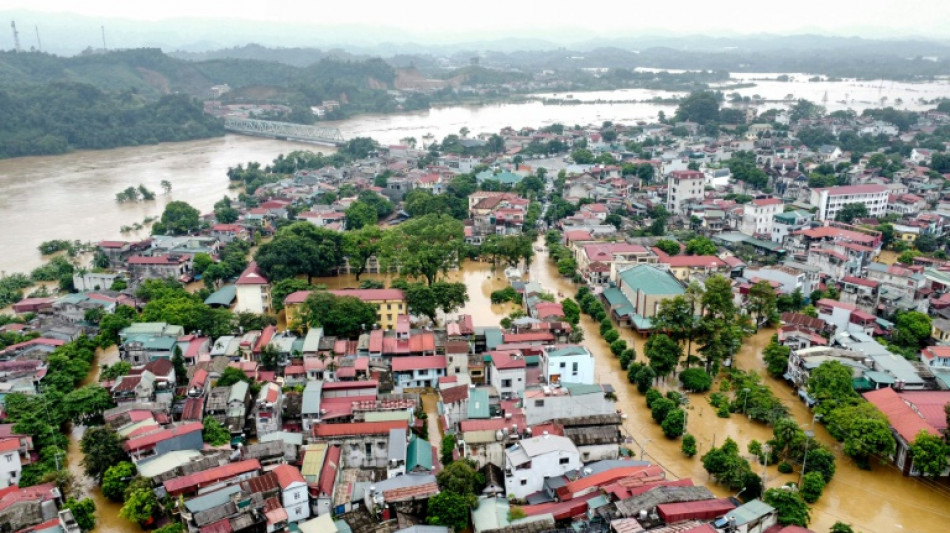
[542,345,595,385]
[809,184,889,221]
[0,438,22,488]
[488,351,526,400]
[504,434,581,499]
[234,261,271,314]
[273,464,310,522]
[739,197,783,237]
[666,170,706,215]
[523,383,616,426]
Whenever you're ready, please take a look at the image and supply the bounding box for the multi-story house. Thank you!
[273,464,310,523]
[542,345,595,385]
[504,434,582,499]
[311,420,409,469]
[666,170,706,215]
[488,351,526,400]
[234,261,271,314]
[524,383,617,426]
[809,184,889,221]
[739,197,783,238]
[254,382,282,437]
[391,356,447,389]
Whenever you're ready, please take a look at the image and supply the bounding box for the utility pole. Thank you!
[10,21,21,52]
[34,25,41,51]
[101,25,107,50]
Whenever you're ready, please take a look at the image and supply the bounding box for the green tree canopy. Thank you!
[893,310,932,350]
[436,460,485,496]
[655,239,681,256]
[685,236,717,256]
[834,202,869,223]
[909,430,950,477]
[763,487,811,526]
[645,333,682,379]
[763,336,791,377]
[426,491,475,531]
[344,201,378,230]
[343,225,383,280]
[153,200,200,235]
[300,291,379,337]
[674,91,722,125]
[380,213,465,286]
[80,426,129,484]
[202,416,231,446]
[64,498,97,532]
[102,461,137,502]
[255,222,344,282]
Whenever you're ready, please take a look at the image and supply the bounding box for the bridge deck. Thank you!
[223,117,345,145]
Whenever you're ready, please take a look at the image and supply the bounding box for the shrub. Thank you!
[662,409,686,438]
[717,405,731,418]
[603,329,620,343]
[778,461,793,474]
[801,471,825,504]
[682,434,698,457]
[610,339,627,357]
[651,398,676,423]
[645,388,662,408]
[679,368,713,392]
[635,366,656,393]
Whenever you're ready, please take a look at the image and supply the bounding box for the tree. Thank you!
[674,91,721,125]
[763,336,791,377]
[763,487,811,526]
[831,522,856,533]
[915,233,938,253]
[160,179,172,193]
[64,498,96,531]
[80,426,129,484]
[345,201,378,230]
[803,447,837,484]
[255,222,344,282]
[570,148,595,164]
[192,252,214,276]
[561,298,581,325]
[63,385,113,423]
[202,416,231,446]
[426,491,474,531]
[893,310,932,349]
[441,434,457,466]
[380,214,465,286]
[120,485,159,526]
[300,291,380,335]
[271,278,314,311]
[834,202,869,223]
[343,225,383,280]
[153,200,200,235]
[801,471,826,504]
[436,460,484,496]
[684,237,717,256]
[808,360,858,413]
[679,368,712,392]
[645,334,681,379]
[102,461,136,502]
[909,430,950,477]
[651,398,676,423]
[701,438,752,491]
[655,239,681,255]
[747,281,778,327]
[682,434,698,457]
[844,417,896,468]
[790,99,825,122]
[662,408,687,438]
[635,366,656,393]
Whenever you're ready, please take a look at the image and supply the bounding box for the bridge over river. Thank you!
[223,117,345,145]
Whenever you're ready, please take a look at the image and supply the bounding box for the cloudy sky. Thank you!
[6,0,950,38]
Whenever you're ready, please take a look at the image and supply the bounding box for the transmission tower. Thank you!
[101,25,107,50]
[10,21,21,52]
[34,25,41,51]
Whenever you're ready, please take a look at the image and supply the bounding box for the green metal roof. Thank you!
[632,314,654,330]
[468,389,490,419]
[561,383,603,396]
[547,346,588,359]
[725,499,775,526]
[602,288,636,317]
[618,265,684,296]
[484,328,504,350]
[524,355,541,366]
[407,435,433,471]
[204,284,237,306]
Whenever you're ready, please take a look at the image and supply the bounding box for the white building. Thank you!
[0,439,21,488]
[234,261,271,314]
[666,170,706,215]
[771,210,814,243]
[254,382,282,437]
[809,184,889,221]
[542,345,595,385]
[392,356,447,390]
[523,384,617,426]
[489,351,526,400]
[272,464,310,523]
[739,197,783,237]
[504,434,581,499]
[742,265,816,297]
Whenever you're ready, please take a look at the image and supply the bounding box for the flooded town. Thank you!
[4,7,950,533]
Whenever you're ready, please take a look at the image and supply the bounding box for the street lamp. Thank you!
[799,429,815,485]
[761,443,771,499]
[742,388,751,415]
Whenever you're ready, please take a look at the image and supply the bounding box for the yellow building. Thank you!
[283,289,407,331]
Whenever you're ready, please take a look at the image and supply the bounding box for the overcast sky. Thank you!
[6,0,950,39]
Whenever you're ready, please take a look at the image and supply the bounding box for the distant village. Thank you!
[3,99,950,533]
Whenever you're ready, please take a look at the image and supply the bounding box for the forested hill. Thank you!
[0,48,403,158]
[0,84,224,158]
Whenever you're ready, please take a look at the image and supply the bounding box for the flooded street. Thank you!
[522,239,950,533]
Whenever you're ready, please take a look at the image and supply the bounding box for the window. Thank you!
[534,399,544,407]
[560,362,566,368]
[295,492,300,500]
[502,379,512,388]
[520,479,527,486]
[365,442,372,456]
[559,457,570,465]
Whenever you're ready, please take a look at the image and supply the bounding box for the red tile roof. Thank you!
[164,459,261,496]
[392,356,446,372]
[236,261,269,285]
[440,384,470,404]
[820,184,888,195]
[125,422,203,452]
[128,255,182,265]
[557,465,657,500]
[490,350,527,369]
[313,420,408,438]
[317,445,341,497]
[501,332,555,344]
[271,464,306,489]
[841,276,879,288]
[328,288,405,301]
[382,481,439,502]
[283,290,311,306]
[182,397,205,421]
[863,387,940,443]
